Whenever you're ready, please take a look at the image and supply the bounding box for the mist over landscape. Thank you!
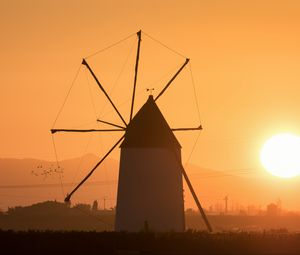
[1,154,300,216]
[2,1,300,254]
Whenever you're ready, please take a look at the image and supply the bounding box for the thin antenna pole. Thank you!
[82,58,127,127]
[129,30,142,121]
[155,58,189,101]
[224,195,228,215]
[64,135,125,202]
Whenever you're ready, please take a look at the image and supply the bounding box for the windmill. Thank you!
[51,30,212,232]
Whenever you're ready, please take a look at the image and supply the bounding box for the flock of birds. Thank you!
[31,164,64,179]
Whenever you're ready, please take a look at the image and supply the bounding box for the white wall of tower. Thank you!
[115,147,185,232]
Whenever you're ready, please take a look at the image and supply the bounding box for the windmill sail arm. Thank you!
[64,134,125,202]
[154,58,190,101]
[172,125,202,131]
[129,30,142,121]
[97,119,126,129]
[180,165,213,232]
[171,150,213,232]
[82,58,127,126]
[51,128,125,134]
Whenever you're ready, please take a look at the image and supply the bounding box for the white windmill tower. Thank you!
[51,30,212,232]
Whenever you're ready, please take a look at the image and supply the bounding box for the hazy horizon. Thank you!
[1,1,300,229]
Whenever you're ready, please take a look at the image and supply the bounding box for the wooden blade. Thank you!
[51,128,124,134]
[129,30,142,121]
[172,125,202,132]
[64,134,125,202]
[82,58,127,126]
[154,58,189,101]
[96,119,126,129]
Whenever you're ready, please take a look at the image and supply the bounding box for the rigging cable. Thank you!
[99,36,137,119]
[52,64,82,129]
[189,62,202,123]
[85,32,136,59]
[51,135,65,198]
[51,64,82,199]
[180,61,206,228]
[183,61,203,167]
[70,134,95,188]
[140,62,184,92]
[90,38,137,207]
[69,68,101,188]
[85,65,99,118]
[96,127,118,210]
[71,68,116,207]
[99,62,183,119]
[142,31,187,59]
[51,34,135,199]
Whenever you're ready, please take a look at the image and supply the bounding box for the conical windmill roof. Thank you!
[121,95,181,148]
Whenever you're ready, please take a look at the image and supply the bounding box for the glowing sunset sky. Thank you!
[1,1,300,209]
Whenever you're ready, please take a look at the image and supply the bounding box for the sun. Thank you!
[260,133,300,178]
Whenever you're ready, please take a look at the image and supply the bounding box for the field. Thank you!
[1,230,299,255]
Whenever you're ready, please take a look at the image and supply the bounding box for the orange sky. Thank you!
[1,1,300,210]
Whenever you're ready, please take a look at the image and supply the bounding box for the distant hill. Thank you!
[1,155,300,211]
[0,200,114,231]
[0,154,119,210]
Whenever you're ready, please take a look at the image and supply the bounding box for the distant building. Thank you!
[267,203,278,216]
[92,200,98,211]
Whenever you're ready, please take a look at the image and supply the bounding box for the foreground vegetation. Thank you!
[2,201,300,232]
[0,229,299,255]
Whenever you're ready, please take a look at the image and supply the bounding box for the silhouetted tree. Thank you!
[73,203,91,211]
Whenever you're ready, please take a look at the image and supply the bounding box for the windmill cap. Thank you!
[121,96,181,148]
